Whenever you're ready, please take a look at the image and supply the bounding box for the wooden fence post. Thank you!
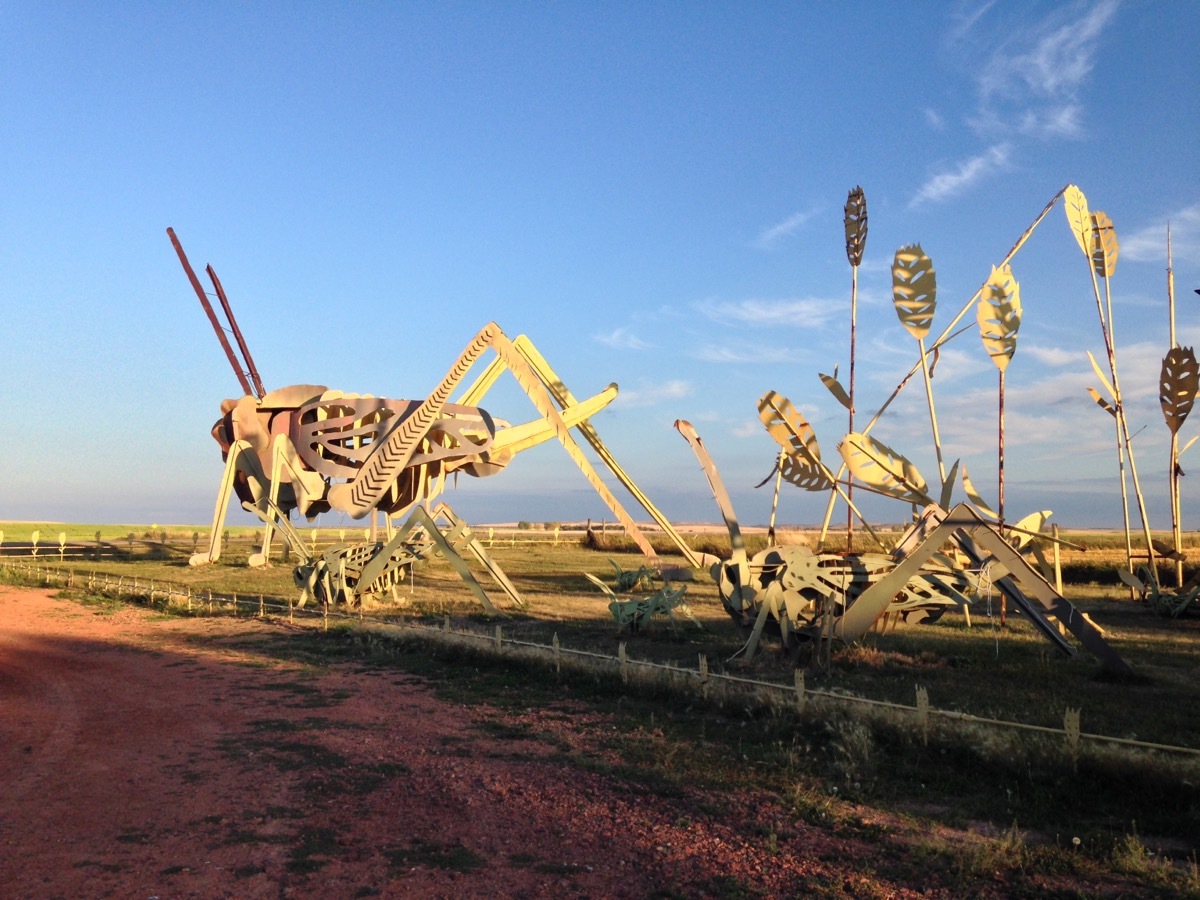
[916,686,930,745]
[1064,707,1081,764]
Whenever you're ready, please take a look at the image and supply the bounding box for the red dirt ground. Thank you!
[0,584,1152,898]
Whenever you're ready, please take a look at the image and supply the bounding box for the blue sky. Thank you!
[2,1,1198,533]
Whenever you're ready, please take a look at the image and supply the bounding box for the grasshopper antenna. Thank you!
[205,263,265,397]
[167,227,265,399]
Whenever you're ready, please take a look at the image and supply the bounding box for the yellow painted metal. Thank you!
[487,384,618,455]
[757,393,884,546]
[1090,211,1120,278]
[425,502,525,609]
[505,335,705,569]
[893,243,947,489]
[328,324,501,516]
[839,432,931,505]
[977,265,1022,372]
[1063,184,1092,258]
[190,438,268,566]
[674,419,752,612]
[845,504,1132,676]
[892,244,936,340]
[757,391,829,488]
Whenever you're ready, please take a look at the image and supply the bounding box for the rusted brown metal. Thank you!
[206,263,265,399]
[168,228,257,399]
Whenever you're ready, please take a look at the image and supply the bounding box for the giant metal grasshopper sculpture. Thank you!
[169,229,703,609]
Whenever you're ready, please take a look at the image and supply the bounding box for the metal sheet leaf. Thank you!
[757,391,822,464]
[758,393,834,492]
[1063,184,1092,258]
[1116,568,1145,590]
[1160,346,1199,434]
[1010,509,1052,550]
[839,432,930,504]
[1090,211,1119,278]
[1086,350,1116,399]
[977,264,1022,372]
[961,465,999,520]
[819,372,853,410]
[940,459,960,509]
[892,243,937,340]
[778,453,834,492]
[844,186,867,266]
[1087,386,1118,418]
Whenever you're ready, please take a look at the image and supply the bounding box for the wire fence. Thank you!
[3,558,1197,759]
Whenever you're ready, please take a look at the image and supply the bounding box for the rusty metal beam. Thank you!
[167,227,256,398]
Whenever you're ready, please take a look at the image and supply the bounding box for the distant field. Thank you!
[4,518,1193,595]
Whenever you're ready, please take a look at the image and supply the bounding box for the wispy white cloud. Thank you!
[999,0,1117,98]
[924,108,946,130]
[1120,202,1200,264]
[971,0,1117,139]
[1034,104,1082,138]
[612,379,691,408]
[731,420,763,438]
[696,297,840,328]
[909,143,1011,208]
[754,208,820,248]
[594,327,652,350]
[947,0,999,43]
[690,344,798,364]
[1022,344,1082,367]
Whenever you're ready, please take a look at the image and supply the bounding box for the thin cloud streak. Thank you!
[697,297,839,328]
[754,208,820,248]
[947,0,999,43]
[909,143,1011,208]
[594,327,652,350]
[1022,344,1083,367]
[690,344,798,364]
[613,379,692,408]
[1121,202,1200,264]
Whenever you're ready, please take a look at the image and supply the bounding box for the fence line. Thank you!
[3,559,1197,759]
[0,531,584,563]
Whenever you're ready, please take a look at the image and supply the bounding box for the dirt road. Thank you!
[1,583,1145,898]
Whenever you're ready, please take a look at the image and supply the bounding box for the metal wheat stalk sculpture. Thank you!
[1159,227,1197,587]
[1065,185,1157,588]
[977,264,1022,524]
[843,186,868,551]
[892,244,951,499]
[813,186,1069,547]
